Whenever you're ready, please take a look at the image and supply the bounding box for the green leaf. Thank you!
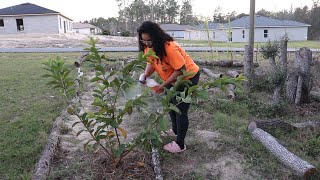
[87,112,95,118]
[91,77,103,82]
[182,95,192,103]
[96,135,107,141]
[188,85,199,95]
[95,65,106,75]
[169,104,181,114]
[198,90,209,100]
[118,127,127,139]
[115,144,126,158]
[67,107,76,115]
[159,117,168,132]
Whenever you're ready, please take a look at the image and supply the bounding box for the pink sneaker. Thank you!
[161,129,177,137]
[163,141,186,153]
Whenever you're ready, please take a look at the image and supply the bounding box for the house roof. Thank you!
[228,15,311,28]
[73,23,97,29]
[196,22,222,30]
[160,24,196,31]
[0,3,72,20]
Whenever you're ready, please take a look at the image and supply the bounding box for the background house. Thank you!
[160,24,197,40]
[0,3,72,34]
[223,15,311,42]
[72,23,102,35]
[161,16,310,42]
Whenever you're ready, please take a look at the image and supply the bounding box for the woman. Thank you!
[137,21,200,153]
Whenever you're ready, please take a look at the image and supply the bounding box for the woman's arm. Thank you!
[144,63,155,78]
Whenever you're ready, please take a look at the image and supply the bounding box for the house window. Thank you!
[264,30,268,38]
[90,28,95,34]
[213,32,215,39]
[242,30,245,38]
[76,29,79,33]
[0,19,4,27]
[16,19,24,31]
[59,18,62,29]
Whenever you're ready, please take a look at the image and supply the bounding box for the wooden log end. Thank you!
[304,167,318,179]
[248,121,257,133]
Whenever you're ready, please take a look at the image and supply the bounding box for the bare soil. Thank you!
[0,33,138,48]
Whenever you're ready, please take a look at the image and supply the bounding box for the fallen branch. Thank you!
[248,122,317,178]
[253,119,297,132]
[202,68,223,78]
[33,114,64,180]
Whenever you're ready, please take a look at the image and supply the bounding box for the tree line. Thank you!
[83,0,319,40]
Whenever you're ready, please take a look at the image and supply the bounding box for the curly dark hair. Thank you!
[137,21,174,60]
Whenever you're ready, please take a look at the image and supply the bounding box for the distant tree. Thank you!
[154,0,167,23]
[165,0,180,23]
[180,0,193,25]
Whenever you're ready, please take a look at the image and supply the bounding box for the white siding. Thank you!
[166,31,184,39]
[254,27,308,42]
[58,15,73,33]
[0,14,73,34]
[73,27,101,35]
[73,28,91,34]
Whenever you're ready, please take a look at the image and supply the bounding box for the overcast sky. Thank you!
[0,0,313,22]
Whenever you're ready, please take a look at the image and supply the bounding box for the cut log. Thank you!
[227,70,240,78]
[252,119,297,132]
[248,122,317,178]
[293,121,320,131]
[227,84,236,100]
[202,68,223,78]
[310,91,320,102]
[151,147,163,180]
[33,115,64,180]
[233,61,259,67]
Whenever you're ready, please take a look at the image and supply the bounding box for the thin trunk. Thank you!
[244,45,254,92]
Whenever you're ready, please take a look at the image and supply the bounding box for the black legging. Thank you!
[165,71,200,149]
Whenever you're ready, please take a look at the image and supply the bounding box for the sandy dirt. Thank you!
[0,33,138,48]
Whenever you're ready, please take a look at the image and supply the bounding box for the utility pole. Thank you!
[249,0,255,47]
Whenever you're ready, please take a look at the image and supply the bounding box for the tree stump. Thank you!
[244,45,254,92]
[286,48,312,104]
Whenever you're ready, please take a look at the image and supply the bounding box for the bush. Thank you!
[102,30,111,35]
[120,31,130,37]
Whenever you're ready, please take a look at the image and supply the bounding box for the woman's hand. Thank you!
[152,85,164,94]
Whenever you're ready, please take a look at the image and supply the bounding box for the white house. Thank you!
[73,23,102,35]
[0,3,73,34]
[162,16,310,42]
[160,24,197,40]
[219,15,311,42]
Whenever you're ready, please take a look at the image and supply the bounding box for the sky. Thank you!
[0,0,314,22]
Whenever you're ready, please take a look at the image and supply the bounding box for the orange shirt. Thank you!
[145,41,199,81]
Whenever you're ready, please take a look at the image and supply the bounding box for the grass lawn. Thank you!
[0,53,81,179]
[176,39,320,49]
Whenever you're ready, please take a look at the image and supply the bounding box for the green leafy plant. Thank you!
[43,37,244,167]
[42,57,75,100]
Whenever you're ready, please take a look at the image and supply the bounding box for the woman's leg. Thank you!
[175,72,201,149]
